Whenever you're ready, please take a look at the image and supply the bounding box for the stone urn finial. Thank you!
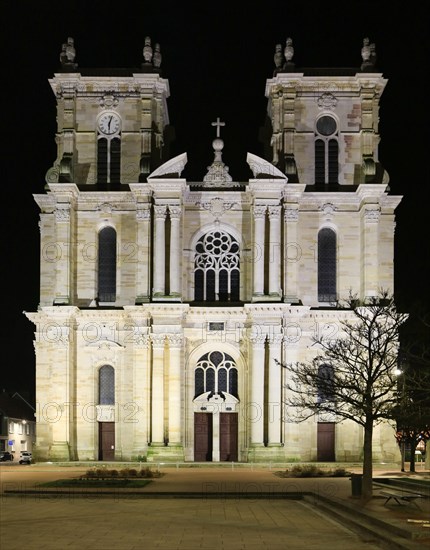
[361,37,371,63]
[143,36,153,64]
[274,43,284,72]
[284,37,294,63]
[153,43,162,68]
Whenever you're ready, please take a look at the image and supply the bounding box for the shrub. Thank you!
[330,467,351,477]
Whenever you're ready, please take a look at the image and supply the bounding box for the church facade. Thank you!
[26,37,401,463]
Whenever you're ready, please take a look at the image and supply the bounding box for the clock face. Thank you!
[98,112,121,135]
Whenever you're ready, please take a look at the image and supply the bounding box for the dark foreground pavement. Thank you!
[1,463,429,550]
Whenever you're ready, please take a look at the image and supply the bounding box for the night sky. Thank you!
[3,1,429,401]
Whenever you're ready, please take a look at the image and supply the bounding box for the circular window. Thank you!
[316,116,337,136]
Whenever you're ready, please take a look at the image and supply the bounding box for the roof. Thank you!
[0,392,35,421]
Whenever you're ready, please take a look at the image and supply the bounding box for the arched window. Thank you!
[194,351,238,398]
[99,365,115,405]
[318,228,337,302]
[194,231,240,302]
[314,115,339,185]
[317,364,334,403]
[98,226,117,303]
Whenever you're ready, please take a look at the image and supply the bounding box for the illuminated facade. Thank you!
[26,37,401,463]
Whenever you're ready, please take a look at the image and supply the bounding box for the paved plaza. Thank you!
[1,463,429,550]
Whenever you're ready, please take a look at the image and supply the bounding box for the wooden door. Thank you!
[194,413,213,461]
[220,413,238,462]
[99,422,115,461]
[317,422,335,461]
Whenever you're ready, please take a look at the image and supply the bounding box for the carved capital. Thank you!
[167,334,184,348]
[284,207,299,222]
[268,205,281,219]
[54,206,70,222]
[253,205,267,219]
[136,204,151,221]
[153,205,167,219]
[168,205,182,220]
[150,334,166,348]
[365,207,381,222]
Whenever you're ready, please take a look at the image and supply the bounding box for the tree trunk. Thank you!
[409,440,417,473]
[361,420,373,501]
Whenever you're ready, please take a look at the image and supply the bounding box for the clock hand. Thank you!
[108,116,112,131]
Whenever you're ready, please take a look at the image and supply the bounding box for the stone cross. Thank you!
[211,117,225,138]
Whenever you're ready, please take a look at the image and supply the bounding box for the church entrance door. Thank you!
[317,422,335,461]
[220,412,238,461]
[99,422,115,460]
[194,413,213,461]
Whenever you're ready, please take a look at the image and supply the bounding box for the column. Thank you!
[250,334,266,445]
[153,205,167,296]
[212,409,220,462]
[283,207,299,302]
[268,205,281,297]
[252,205,266,297]
[135,204,151,303]
[268,334,283,445]
[168,205,182,297]
[167,334,183,444]
[150,334,165,444]
[363,207,380,298]
[54,205,71,304]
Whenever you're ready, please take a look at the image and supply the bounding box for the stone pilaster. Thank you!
[283,206,299,302]
[54,205,71,304]
[150,334,165,444]
[268,205,282,297]
[252,205,266,298]
[249,334,266,445]
[153,205,167,297]
[135,204,151,303]
[168,205,182,298]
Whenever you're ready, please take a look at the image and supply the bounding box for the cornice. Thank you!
[49,73,170,98]
[266,73,387,98]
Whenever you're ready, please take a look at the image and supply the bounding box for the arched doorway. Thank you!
[193,351,239,462]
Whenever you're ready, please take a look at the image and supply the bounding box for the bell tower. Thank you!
[45,36,172,188]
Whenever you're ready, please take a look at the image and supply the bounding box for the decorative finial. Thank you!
[143,36,153,64]
[153,43,162,69]
[361,37,371,62]
[203,117,233,186]
[361,37,376,71]
[284,37,294,64]
[60,37,77,70]
[273,44,284,75]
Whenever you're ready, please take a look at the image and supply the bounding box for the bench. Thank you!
[379,490,424,510]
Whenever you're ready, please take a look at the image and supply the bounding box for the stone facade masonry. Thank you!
[26,61,402,464]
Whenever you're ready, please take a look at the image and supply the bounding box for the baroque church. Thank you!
[26,36,402,463]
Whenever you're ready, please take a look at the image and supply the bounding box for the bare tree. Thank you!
[277,290,408,501]
[395,310,430,472]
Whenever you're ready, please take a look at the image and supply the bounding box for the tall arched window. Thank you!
[99,365,115,405]
[194,230,240,302]
[194,351,238,398]
[314,115,339,185]
[318,227,337,302]
[317,364,334,403]
[98,226,117,303]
